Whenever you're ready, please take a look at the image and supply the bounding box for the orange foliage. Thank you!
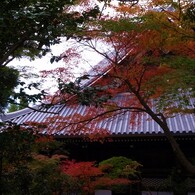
[61,160,102,177]
[61,160,103,194]
[61,160,136,194]
[33,0,194,142]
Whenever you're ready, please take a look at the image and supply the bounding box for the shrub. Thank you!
[99,156,142,179]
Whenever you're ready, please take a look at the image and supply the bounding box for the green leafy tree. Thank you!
[0,125,35,194]
[0,0,99,66]
[8,96,29,112]
[0,1,101,194]
[0,0,100,112]
[96,156,141,194]
[99,156,141,179]
[0,66,19,113]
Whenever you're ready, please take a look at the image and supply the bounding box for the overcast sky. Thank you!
[8,0,145,95]
[9,38,105,96]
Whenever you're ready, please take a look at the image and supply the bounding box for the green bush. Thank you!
[99,156,142,179]
[0,126,71,195]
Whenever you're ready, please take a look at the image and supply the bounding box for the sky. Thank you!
[8,0,144,94]
[8,38,105,96]
[7,0,145,97]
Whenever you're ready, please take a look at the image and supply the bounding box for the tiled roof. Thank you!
[1,93,195,137]
[1,53,194,137]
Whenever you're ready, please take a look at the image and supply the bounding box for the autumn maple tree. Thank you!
[61,160,102,194]
[61,156,140,194]
[43,0,195,175]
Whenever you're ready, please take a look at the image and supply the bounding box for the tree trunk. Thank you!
[150,112,195,175]
[133,89,195,175]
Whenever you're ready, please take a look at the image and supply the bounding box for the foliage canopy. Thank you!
[46,0,195,175]
[0,0,100,112]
